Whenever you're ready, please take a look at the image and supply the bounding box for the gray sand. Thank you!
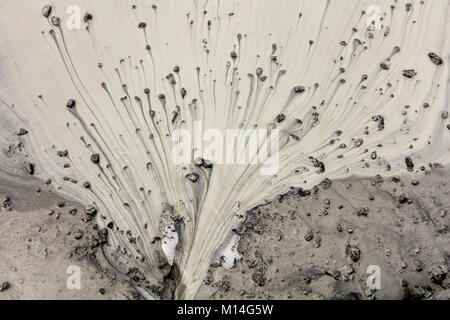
[196,165,450,300]
[0,173,140,300]
[1,165,449,299]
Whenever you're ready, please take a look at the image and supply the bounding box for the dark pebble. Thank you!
[346,244,361,262]
[90,154,100,164]
[0,282,10,292]
[25,162,35,175]
[42,5,52,18]
[428,52,443,65]
[402,69,417,78]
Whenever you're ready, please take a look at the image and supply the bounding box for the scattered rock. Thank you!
[25,162,35,175]
[0,281,10,292]
[42,5,52,18]
[409,285,434,300]
[15,128,28,136]
[57,150,69,157]
[66,99,76,109]
[346,244,361,262]
[1,195,13,210]
[51,16,60,27]
[428,53,443,65]
[83,12,93,22]
[428,259,448,284]
[304,229,314,241]
[414,260,425,272]
[185,173,199,183]
[74,231,83,240]
[90,154,100,164]
[405,157,414,172]
[84,206,98,217]
[251,272,265,286]
[355,207,369,217]
[402,69,417,78]
[380,62,390,70]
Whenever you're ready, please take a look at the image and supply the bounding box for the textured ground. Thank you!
[196,165,450,300]
[0,172,140,300]
[1,165,449,299]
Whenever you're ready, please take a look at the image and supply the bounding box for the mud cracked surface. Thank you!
[197,165,450,300]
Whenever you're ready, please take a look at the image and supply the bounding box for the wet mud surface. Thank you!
[0,173,140,300]
[197,166,450,300]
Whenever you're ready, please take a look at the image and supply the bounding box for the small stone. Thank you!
[428,52,443,65]
[185,173,199,183]
[354,138,363,147]
[25,162,35,175]
[355,207,369,217]
[99,288,106,295]
[83,12,93,22]
[42,5,52,18]
[15,128,28,136]
[66,99,76,109]
[346,244,360,262]
[90,154,100,164]
[84,205,98,217]
[0,282,10,292]
[405,157,414,172]
[51,16,60,27]
[398,194,409,204]
[380,62,390,70]
[414,260,424,272]
[402,69,417,78]
[251,272,265,286]
[276,114,286,123]
[410,286,434,300]
[304,229,314,241]
[1,196,12,210]
[411,180,419,186]
[57,150,69,157]
[428,259,448,284]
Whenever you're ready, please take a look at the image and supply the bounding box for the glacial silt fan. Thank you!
[0,0,449,299]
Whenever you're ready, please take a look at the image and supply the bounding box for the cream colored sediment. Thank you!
[0,0,449,299]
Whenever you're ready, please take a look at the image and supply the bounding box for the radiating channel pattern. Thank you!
[0,0,449,299]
